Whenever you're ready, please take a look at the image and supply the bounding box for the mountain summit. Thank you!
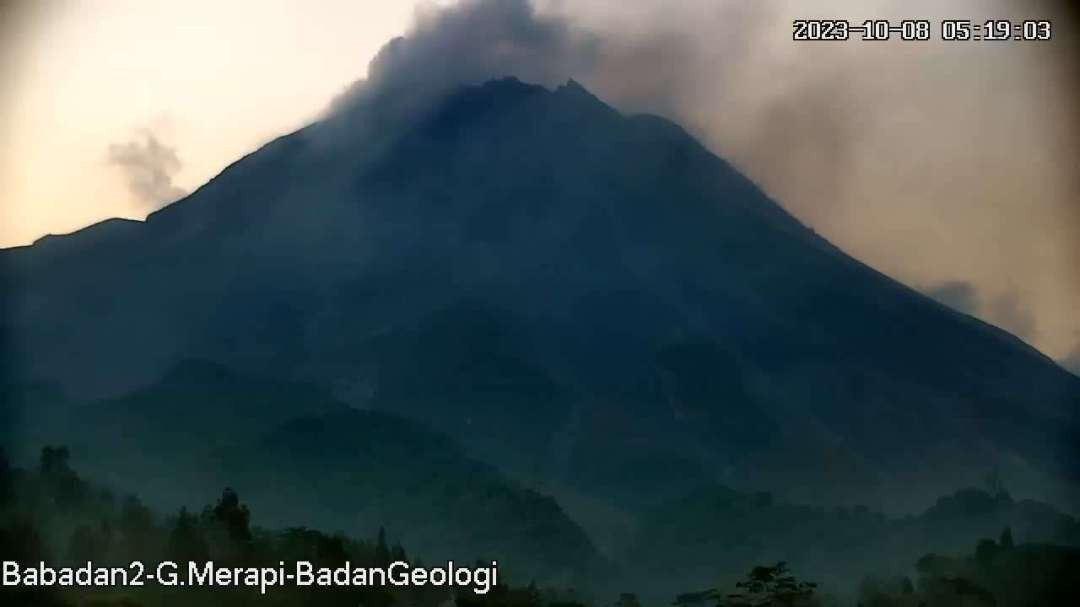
[3,77,1077,513]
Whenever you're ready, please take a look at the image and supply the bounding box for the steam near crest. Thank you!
[926,281,979,316]
[106,132,187,209]
[323,0,1078,361]
[327,0,596,120]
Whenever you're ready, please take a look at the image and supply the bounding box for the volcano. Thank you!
[3,77,1078,518]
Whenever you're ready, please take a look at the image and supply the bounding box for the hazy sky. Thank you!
[0,0,448,243]
[2,0,1077,365]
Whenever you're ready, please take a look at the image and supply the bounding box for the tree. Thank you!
[0,448,12,505]
[920,576,996,607]
[456,582,542,607]
[117,495,155,555]
[68,521,112,563]
[857,576,919,607]
[974,538,999,568]
[39,445,87,510]
[210,487,251,542]
[983,468,1009,500]
[998,527,1014,550]
[167,507,208,562]
[390,542,407,563]
[375,526,391,565]
[40,445,71,475]
[315,533,350,565]
[715,562,818,607]
[0,519,48,564]
[614,592,642,607]
[674,589,721,607]
[524,581,541,607]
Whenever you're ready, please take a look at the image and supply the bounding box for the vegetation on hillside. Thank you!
[2,447,1077,607]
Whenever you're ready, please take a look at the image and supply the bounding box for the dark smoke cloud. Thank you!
[324,0,1078,358]
[925,281,980,316]
[106,132,187,208]
[328,0,597,120]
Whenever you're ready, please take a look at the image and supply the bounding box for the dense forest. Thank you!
[2,447,1077,606]
[10,360,1079,602]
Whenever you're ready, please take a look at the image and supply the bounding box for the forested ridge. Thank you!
[2,447,1078,606]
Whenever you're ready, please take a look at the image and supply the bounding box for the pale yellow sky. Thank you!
[1,0,453,246]
[1,0,1077,363]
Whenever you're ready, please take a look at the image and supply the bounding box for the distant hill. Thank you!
[33,361,602,585]
[626,485,1080,602]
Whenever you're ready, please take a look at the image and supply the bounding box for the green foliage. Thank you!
[54,362,602,584]
[0,446,598,607]
[974,538,999,567]
[116,496,155,555]
[613,592,641,607]
[375,526,391,566]
[865,530,1080,607]
[5,445,1079,607]
[456,582,541,607]
[166,507,208,563]
[0,448,13,506]
[998,527,1013,550]
[39,445,88,511]
[210,488,251,541]
[671,563,819,607]
[631,483,1080,598]
[856,576,919,607]
[68,520,112,562]
[0,517,48,563]
[715,562,818,607]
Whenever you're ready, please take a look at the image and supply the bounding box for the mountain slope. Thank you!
[40,360,602,583]
[626,484,1080,601]
[2,77,1077,513]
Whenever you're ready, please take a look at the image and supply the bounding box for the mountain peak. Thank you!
[6,74,1078,515]
[556,77,592,97]
[553,78,613,113]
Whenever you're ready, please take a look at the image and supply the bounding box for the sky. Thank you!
[1,0,1077,366]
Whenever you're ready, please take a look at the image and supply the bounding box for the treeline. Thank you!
[1,446,460,606]
[627,482,1080,601]
[662,531,1079,606]
[1,447,1078,606]
[856,530,1080,606]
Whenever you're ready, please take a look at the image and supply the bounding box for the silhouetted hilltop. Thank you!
[627,484,1080,600]
[31,361,603,585]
